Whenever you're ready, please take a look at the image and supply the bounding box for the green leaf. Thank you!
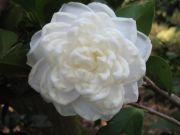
[0,2,24,30]
[97,107,144,135]
[116,0,155,35]
[12,0,48,26]
[146,56,173,94]
[106,0,124,9]
[0,29,28,73]
[0,29,17,56]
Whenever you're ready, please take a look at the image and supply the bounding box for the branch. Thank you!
[144,76,180,108]
[131,103,180,127]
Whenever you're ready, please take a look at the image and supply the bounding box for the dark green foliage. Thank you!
[97,107,144,135]
[0,29,28,74]
[116,0,155,35]
[147,56,173,94]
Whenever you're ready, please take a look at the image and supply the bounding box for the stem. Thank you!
[131,103,180,127]
[144,76,180,108]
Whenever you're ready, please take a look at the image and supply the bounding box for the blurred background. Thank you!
[0,0,179,135]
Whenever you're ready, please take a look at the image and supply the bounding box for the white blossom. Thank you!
[27,2,152,121]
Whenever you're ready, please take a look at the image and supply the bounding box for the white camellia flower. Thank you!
[27,2,152,121]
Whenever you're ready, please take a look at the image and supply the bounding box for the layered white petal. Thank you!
[30,31,41,48]
[53,103,76,116]
[39,66,79,105]
[127,55,146,83]
[48,87,79,105]
[72,98,100,121]
[75,84,110,102]
[88,2,116,17]
[95,85,124,115]
[135,31,152,61]
[42,22,69,36]
[107,29,146,83]
[50,67,74,92]
[27,31,42,66]
[47,78,79,105]
[113,18,137,43]
[60,2,93,16]
[51,12,76,23]
[87,87,110,101]
[41,32,67,46]
[27,2,151,121]
[123,82,139,104]
[28,59,48,92]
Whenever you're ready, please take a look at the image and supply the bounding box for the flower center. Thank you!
[70,47,104,72]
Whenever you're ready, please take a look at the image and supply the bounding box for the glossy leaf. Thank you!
[0,29,28,73]
[146,56,173,93]
[12,0,48,25]
[0,3,24,30]
[97,107,144,135]
[116,0,155,35]
[106,0,124,9]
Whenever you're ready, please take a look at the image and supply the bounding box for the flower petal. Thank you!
[127,55,146,83]
[51,12,76,23]
[75,83,98,95]
[123,82,139,104]
[42,22,69,36]
[53,103,76,116]
[72,98,100,121]
[30,30,41,48]
[50,67,74,93]
[28,58,48,92]
[40,72,79,105]
[107,30,146,83]
[59,2,93,16]
[135,31,152,61]
[95,85,124,115]
[47,81,79,105]
[27,31,42,66]
[112,18,137,43]
[41,32,67,48]
[85,87,110,102]
[88,2,116,17]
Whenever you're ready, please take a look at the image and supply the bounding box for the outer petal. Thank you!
[30,30,41,48]
[72,98,100,121]
[127,55,146,83]
[51,12,76,23]
[88,2,116,17]
[50,67,74,93]
[53,103,76,116]
[75,83,98,95]
[59,2,93,16]
[123,82,139,104]
[86,87,110,102]
[42,22,70,36]
[113,18,137,43]
[108,30,146,83]
[76,83,110,102]
[47,77,79,105]
[95,85,124,115]
[48,87,79,105]
[37,65,79,105]
[41,32,67,47]
[135,31,152,61]
[28,58,48,92]
[27,31,42,66]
